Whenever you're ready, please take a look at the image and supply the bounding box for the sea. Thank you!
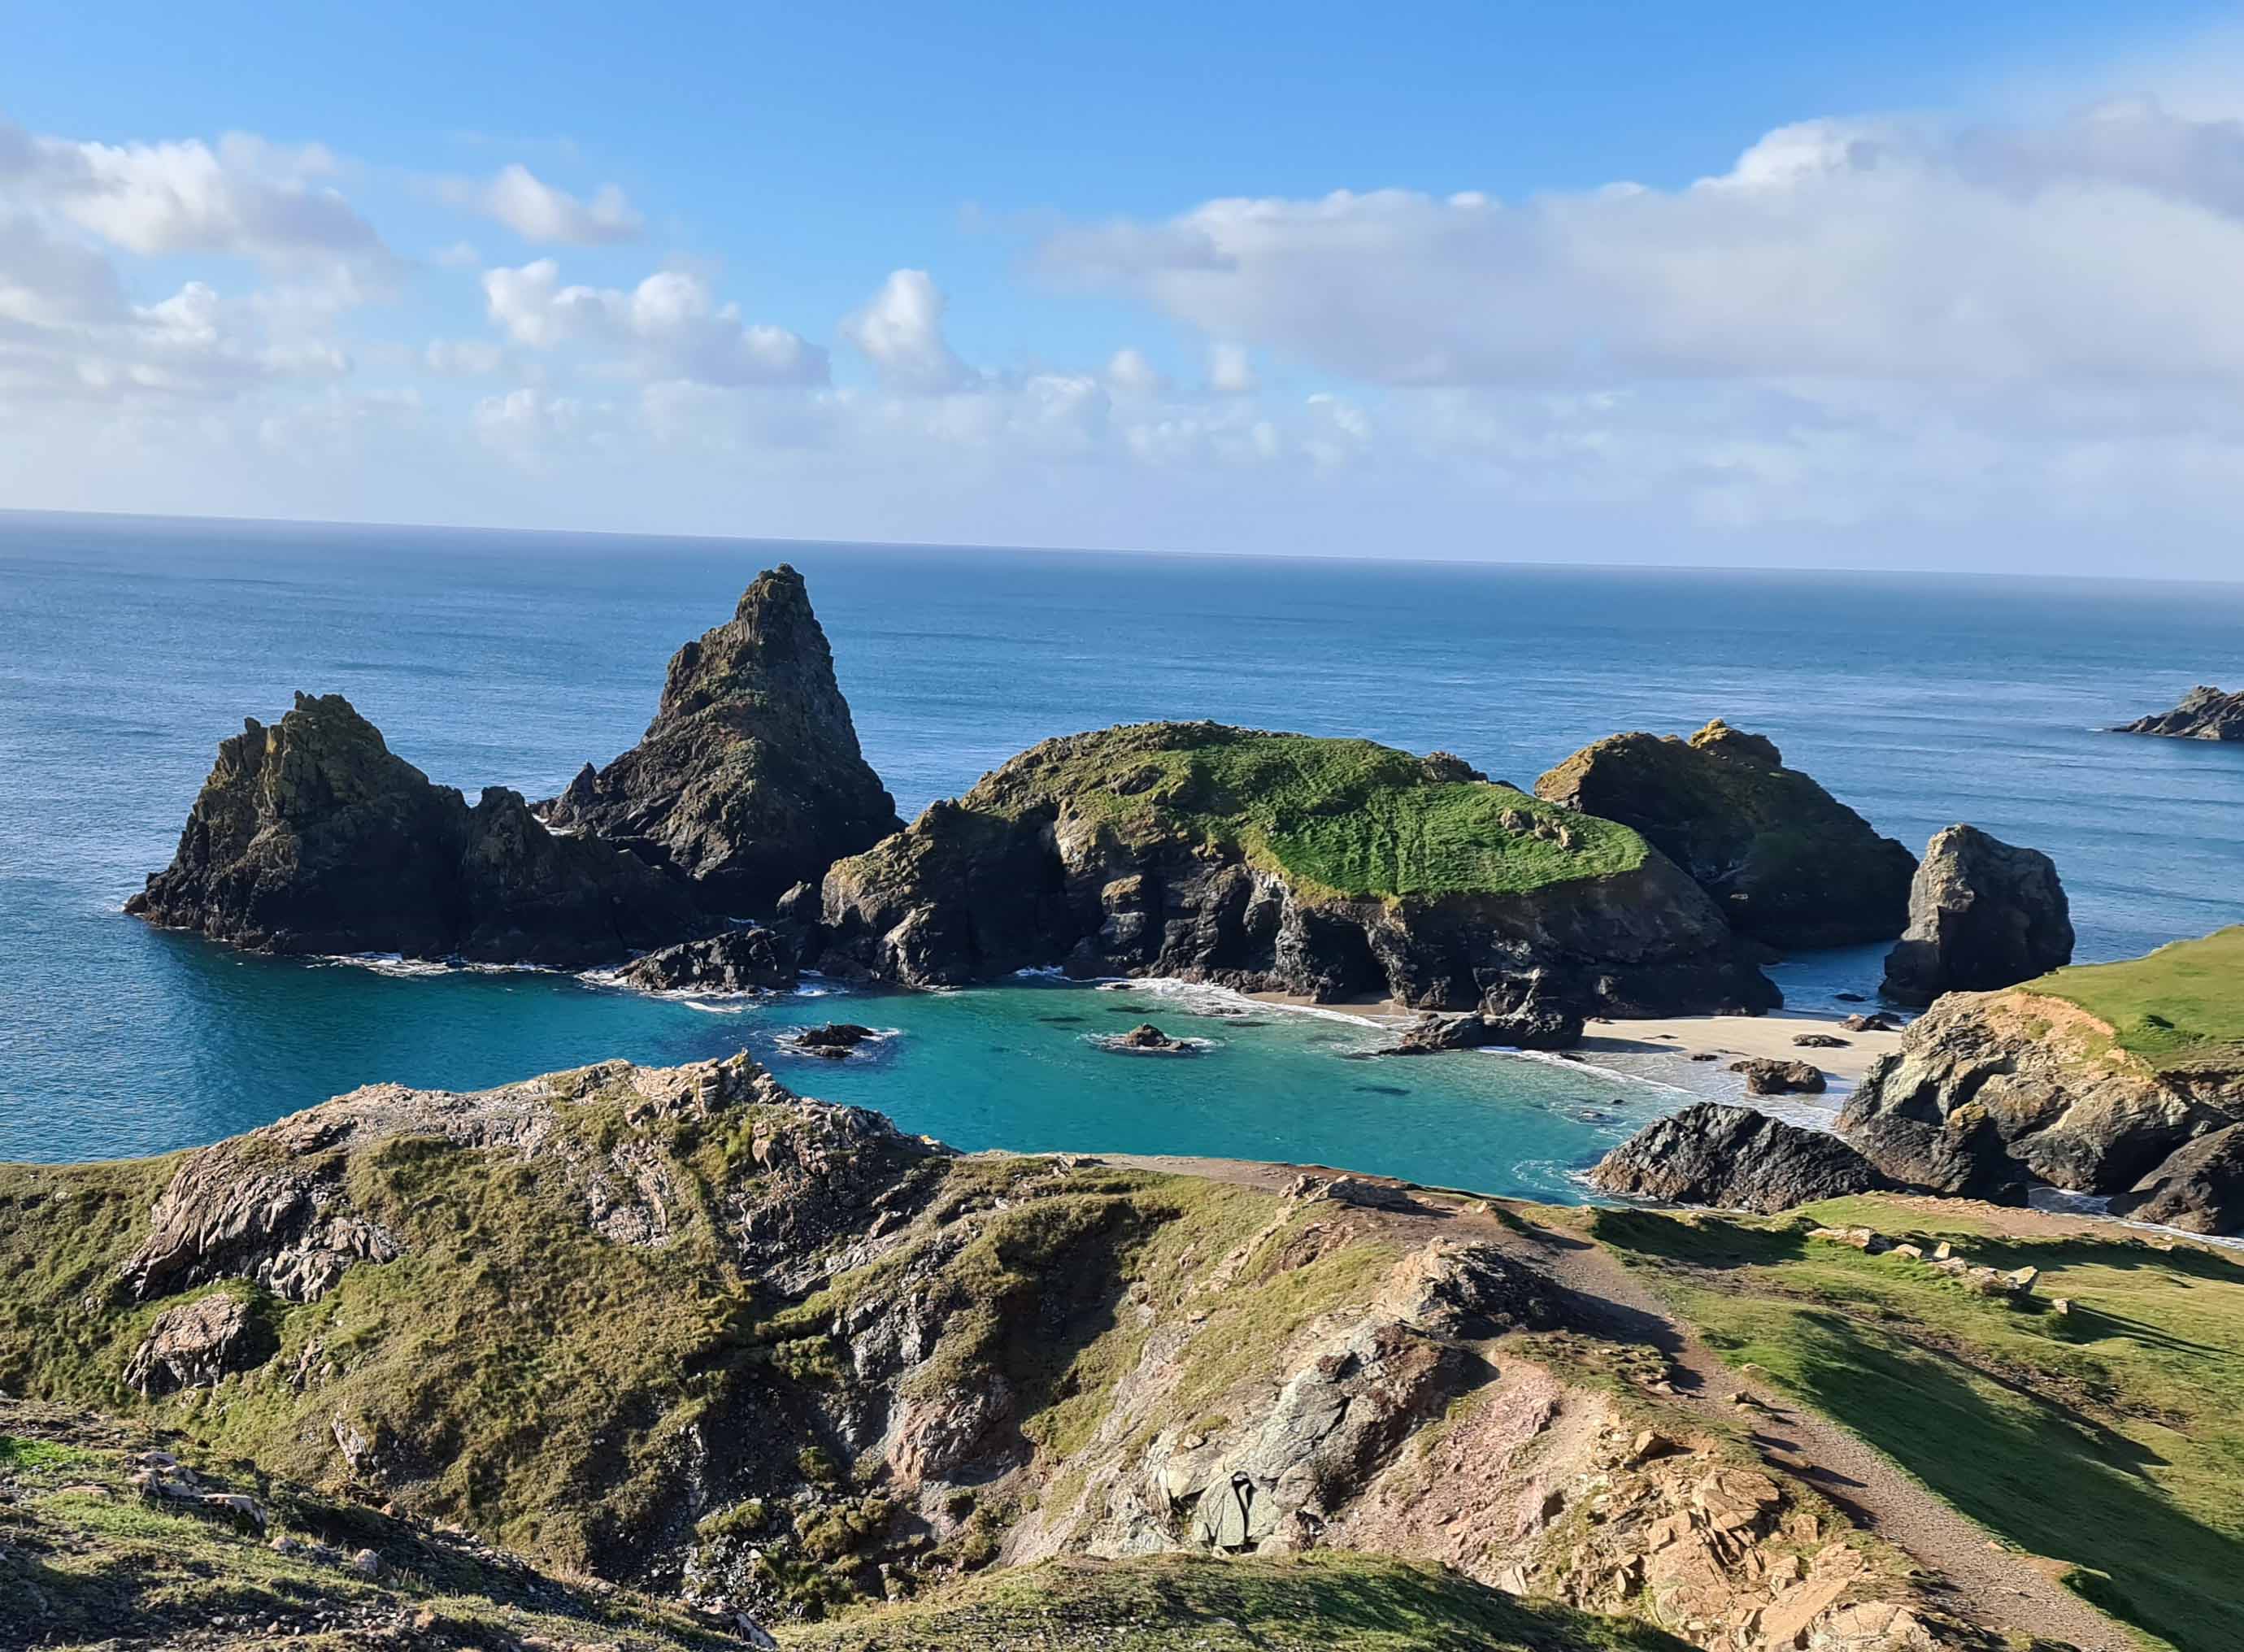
[4,511,2242,1195]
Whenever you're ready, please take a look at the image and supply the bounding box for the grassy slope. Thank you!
[0,1403,750,1652]
[2024,926,2244,1072]
[981,726,1647,902]
[777,1552,1690,1652]
[1592,1197,2244,1652]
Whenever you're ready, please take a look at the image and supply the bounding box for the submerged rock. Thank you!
[816,722,1776,1017]
[1881,825,2072,1006]
[542,566,901,913]
[1590,1103,1894,1213]
[1728,1058,1827,1096]
[1534,719,1917,950]
[615,925,798,993]
[2115,685,2244,741]
[126,693,709,967]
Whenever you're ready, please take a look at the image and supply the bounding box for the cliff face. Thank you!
[0,1055,1968,1652]
[126,693,709,967]
[814,723,1776,1015]
[543,567,901,914]
[1838,988,2244,1215]
[2116,685,2244,741]
[1880,824,2072,1006]
[1534,720,1916,951]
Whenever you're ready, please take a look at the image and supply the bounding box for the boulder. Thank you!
[1880,825,2072,1006]
[1534,719,1916,950]
[817,723,1776,1016]
[1111,1023,1192,1053]
[1379,1001,1585,1054]
[790,1022,878,1058]
[127,693,711,967]
[1840,1012,1896,1032]
[2115,685,2244,741]
[1791,1032,1848,1049]
[615,926,798,993]
[1728,1059,1826,1096]
[542,566,901,913]
[122,1293,276,1396]
[1590,1103,1894,1213]
[2111,1124,2244,1236]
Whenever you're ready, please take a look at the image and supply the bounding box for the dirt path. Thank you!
[1107,1153,2131,1652]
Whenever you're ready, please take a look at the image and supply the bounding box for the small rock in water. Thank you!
[790,1022,877,1058]
[1110,1023,1193,1054]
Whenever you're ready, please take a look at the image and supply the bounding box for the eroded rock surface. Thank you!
[542,566,900,912]
[1881,824,2072,1006]
[2111,1123,2244,1235]
[1727,1058,1826,1096]
[1590,1103,1894,1213]
[1535,719,1916,950]
[126,693,710,967]
[615,925,798,993]
[2116,685,2244,741]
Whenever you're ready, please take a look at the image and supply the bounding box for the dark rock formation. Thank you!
[2116,685,2244,741]
[1838,990,2243,1205]
[2112,1124,2244,1235]
[615,926,797,993]
[126,693,709,967]
[816,723,1777,1017]
[1729,1059,1826,1096]
[1590,1103,1894,1213]
[1840,1012,1897,1032]
[541,566,900,913]
[1792,1032,1848,1049]
[1534,719,1916,950]
[790,1022,878,1058]
[1880,825,2072,1006]
[1378,1002,1585,1054]
[1111,1022,1192,1053]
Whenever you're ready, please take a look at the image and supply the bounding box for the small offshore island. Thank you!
[9,564,2243,1652]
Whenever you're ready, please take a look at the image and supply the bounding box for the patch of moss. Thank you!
[975,724,1647,902]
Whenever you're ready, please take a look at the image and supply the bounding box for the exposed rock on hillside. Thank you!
[127,692,710,967]
[1881,824,2072,1006]
[1839,980,2244,1217]
[1534,719,1916,950]
[2116,684,2244,741]
[1590,1102,1895,1213]
[543,566,901,912]
[815,723,1776,1016]
[2111,1124,2244,1235]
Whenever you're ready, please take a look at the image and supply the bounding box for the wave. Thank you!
[315,952,555,979]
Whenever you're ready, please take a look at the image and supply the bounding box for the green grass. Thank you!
[1593,1198,2244,1652]
[2024,926,2244,1072]
[776,1551,1693,1651]
[973,724,1647,902]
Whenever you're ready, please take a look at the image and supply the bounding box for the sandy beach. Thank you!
[1242,989,1903,1080]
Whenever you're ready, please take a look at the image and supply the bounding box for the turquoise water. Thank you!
[5,510,2242,1182]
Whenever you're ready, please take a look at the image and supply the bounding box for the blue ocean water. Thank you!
[4,511,2242,1188]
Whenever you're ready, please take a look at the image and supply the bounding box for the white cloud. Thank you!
[1105,346,1166,397]
[481,259,825,385]
[1207,341,1257,394]
[424,338,505,376]
[840,268,974,392]
[1043,99,2244,386]
[470,163,642,245]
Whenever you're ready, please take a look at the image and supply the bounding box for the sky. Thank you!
[7,2,2244,576]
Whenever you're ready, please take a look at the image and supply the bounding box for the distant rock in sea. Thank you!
[127,693,711,967]
[1590,1102,1894,1213]
[542,564,901,913]
[1881,824,2072,1006]
[1534,719,1917,950]
[812,721,1779,1016]
[2115,685,2244,741]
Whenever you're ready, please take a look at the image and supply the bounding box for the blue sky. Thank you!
[7,3,2244,573]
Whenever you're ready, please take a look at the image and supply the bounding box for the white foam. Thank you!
[315,952,555,979]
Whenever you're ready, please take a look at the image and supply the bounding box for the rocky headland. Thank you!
[125,692,712,967]
[543,566,901,914]
[1,1051,2131,1652]
[1880,824,2072,1006]
[1840,928,2244,1231]
[811,722,1778,1017]
[2115,684,2244,741]
[1534,720,1917,950]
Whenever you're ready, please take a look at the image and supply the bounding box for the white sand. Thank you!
[1577,1013,1902,1080]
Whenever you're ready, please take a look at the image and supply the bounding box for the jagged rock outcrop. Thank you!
[1839,987,2244,1214]
[2116,685,2244,741]
[127,693,711,967]
[2110,1124,2244,1235]
[122,1293,276,1397]
[1881,825,2072,1006]
[1534,719,1916,950]
[614,925,798,993]
[815,723,1776,1016]
[542,566,900,913]
[1590,1103,1895,1213]
[1728,1058,1826,1096]
[1378,1002,1585,1054]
